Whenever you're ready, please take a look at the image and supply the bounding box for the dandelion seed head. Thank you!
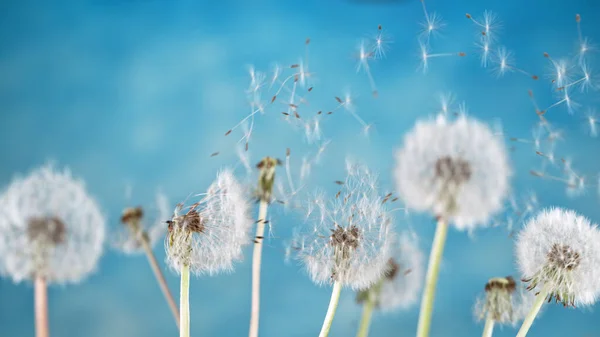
[0,164,105,284]
[474,277,538,326]
[374,232,424,312]
[113,192,170,255]
[165,169,252,275]
[290,163,394,290]
[394,114,511,230]
[516,208,600,307]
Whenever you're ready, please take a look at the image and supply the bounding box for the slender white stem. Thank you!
[179,264,190,337]
[140,234,180,328]
[319,281,343,337]
[482,316,495,337]
[249,200,269,337]
[416,218,449,337]
[355,294,375,337]
[34,276,49,337]
[515,285,550,337]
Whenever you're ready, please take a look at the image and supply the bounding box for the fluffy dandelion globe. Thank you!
[0,164,105,284]
[165,169,253,275]
[394,114,511,230]
[291,162,394,290]
[356,231,425,312]
[114,191,170,254]
[516,208,600,307]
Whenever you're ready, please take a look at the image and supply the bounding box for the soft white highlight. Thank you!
[516,208,600,307]
[0,164,106,284]
[394,114,511,230]
[290,162,394,290]
[165,169,252,275]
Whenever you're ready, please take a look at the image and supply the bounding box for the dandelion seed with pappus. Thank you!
[394,113,511,337]
[289,162,394,337]
[114,191,180,328]
[165,169,252,337]
[354,232,424,337]
[515,208,600,337]
[0,164,105,337]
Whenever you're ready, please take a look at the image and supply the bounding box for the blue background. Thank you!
[1,0,599,336]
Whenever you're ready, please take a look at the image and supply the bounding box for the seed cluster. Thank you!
[435,156,472,185]
[27,216,66,246]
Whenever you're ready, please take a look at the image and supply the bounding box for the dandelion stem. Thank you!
[179,264,190,337]
[355,293,375,337]
[34,276,49,337]
[482,316,495,337]
[249,200,269,337]
[416,218,449,337]
[140,234,180,328]
[319,280,343,337]
[515,285,549,337]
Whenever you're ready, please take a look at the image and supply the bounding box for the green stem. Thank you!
[355,294,375,337]
[319,281,343,337]
[416,218,449,337]
[515,285,549,337]
[481,316,495,337]
[249,200,269,337]
[180,264,190,337]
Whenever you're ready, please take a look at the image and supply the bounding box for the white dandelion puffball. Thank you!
[0,165,106,284]
[376,231,425,312]
[394,114,511,230]
[516,208,600,307]
[291,163,394,290]
[113,191,170,254]
[165,169,252,275]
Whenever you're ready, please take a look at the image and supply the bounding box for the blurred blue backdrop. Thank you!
[1,0,599,336]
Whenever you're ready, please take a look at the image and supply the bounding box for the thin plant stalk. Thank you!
[140,234,180,328]
[355,293,376,337]
[515,285,550,337]
[481,316,495,337]
[249,200,269,337]
[179,264,190,337]
[34,276,49,337]
[319,281,343,337]
[416,218,449,337]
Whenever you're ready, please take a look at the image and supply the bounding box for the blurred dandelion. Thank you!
[288,161,394,337]
[472,276,539,337]
[515,208,600,337]
[394,113,511,337]
[0,164,105,337]
[249,156,281,337]
[165,169,252,337]
[354,231,424,337]
[113,191,180,328]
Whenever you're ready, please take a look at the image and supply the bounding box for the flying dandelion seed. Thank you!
[515,208,600,337]
[0,164,105,337]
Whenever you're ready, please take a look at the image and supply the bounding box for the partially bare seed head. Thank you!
[120,206,144,224]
